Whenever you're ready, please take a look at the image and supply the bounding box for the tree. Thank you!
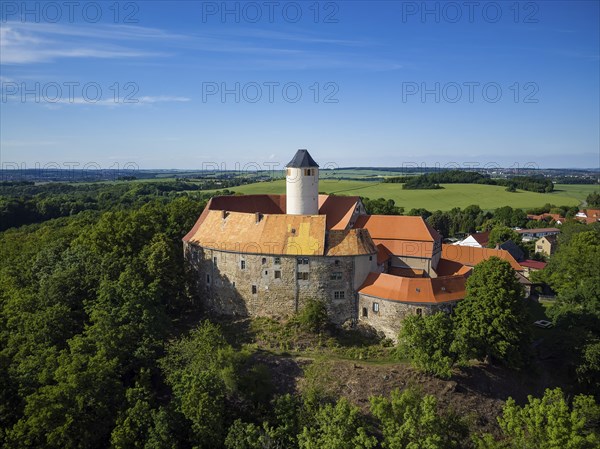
[542,230,600,297]
[298,398,376,449]
[370,388,467,449]
[475,388,599,449]
[451,257,530,367]
[110,370,155,449]
[398,313,456,379]
[487,225,521,248]
[586,192,600,207]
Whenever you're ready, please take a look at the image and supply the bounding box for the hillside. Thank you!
[207,180,593,211]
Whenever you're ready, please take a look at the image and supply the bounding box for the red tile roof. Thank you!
[318,195,361,230]
[435,258,473,276]
[520,259,547,270]
[517,228,560,234]
[441,244,523,271]
[470,231,490,245]
[183,194,361,242]
[359,272,466,304]
[527,213,564,222]
[353,215,440,242]
[376,243,392,264]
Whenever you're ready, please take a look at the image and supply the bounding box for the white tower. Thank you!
[285,149,319,215]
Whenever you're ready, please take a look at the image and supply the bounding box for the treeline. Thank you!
[0,181,233,231]
[0,184,598,448]
[384,170,554,193]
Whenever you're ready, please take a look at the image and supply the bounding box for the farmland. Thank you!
[209,180,597,211]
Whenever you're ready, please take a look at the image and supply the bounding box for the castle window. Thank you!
[369,255,373,261]
[330,272,342,281]
[264,270,268,275]
[232,281,235,288]
[416,308,422,316]
[287,168,291,176]
[334,259,340,266]
[252,285,257,294]
[274,257,281,265]
[297,257,309,265]
[304,169,314,176]
[274,270,281,279]
[241,260,246,270]
[334,291,345,300]
[373,302,379,313]
[262,257,267,264]
[362,307,368,317]
[213,256,217,266]
[206,274,211,285]
[297,272,309,281]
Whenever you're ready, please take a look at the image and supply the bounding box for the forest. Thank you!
[383,170,556,193]
[0,181,598,448]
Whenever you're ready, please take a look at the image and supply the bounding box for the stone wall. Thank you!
[185,242,374,324]
[357,293,457,341]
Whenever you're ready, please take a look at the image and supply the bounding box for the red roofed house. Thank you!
[576,209,600,224]
[453,231,490,248]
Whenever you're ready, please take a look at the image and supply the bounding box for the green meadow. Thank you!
[211,180,597,211]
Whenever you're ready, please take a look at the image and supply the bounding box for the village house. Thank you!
[520,259,548,278]
[576,209,600,224]
[535,234,558,257]
[526,213,565,225]
[452,231,490,248]
[517,227,560,242]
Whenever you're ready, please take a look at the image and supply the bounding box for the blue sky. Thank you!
[1,1,599,170]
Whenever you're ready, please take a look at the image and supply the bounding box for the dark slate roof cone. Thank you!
[286,149,319,168]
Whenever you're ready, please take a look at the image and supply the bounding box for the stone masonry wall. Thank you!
[184,241,368,324]
[357,293,457,341]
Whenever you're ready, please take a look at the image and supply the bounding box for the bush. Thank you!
[297,300,329,333]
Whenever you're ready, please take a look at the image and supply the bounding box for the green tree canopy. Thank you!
[451,257,530,367]
[475,388,599,449]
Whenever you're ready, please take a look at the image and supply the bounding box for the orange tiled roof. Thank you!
[354,215,440,242]
[325,229,377,256]
[318,195,361,230]
[435,258,473,276]
[187,210,326,256]
[376,244,392,264]
[388,267,426,278]
[182,194,360,242]
[372,239,434,259]
[359,272,466,304]
[441,244,523,271]
[585,209,600,218]
[527,213,564,222]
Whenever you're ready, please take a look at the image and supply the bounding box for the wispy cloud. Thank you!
[0,22,176,64]
[41,95,191,107]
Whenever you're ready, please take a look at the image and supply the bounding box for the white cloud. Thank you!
[0,22,175,64]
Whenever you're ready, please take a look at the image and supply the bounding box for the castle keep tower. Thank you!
[286,149,319,215]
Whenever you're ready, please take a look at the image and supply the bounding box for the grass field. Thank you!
[208,180,597,211]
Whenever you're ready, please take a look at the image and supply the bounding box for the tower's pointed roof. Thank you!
[286,149,319,168]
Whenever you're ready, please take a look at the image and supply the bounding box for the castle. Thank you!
[183,149,522,340]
